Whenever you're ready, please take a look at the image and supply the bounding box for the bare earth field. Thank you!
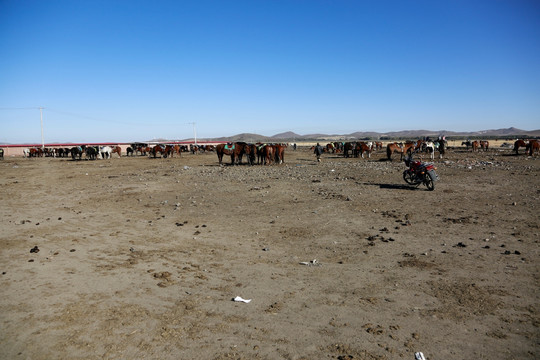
[0,146,538,360]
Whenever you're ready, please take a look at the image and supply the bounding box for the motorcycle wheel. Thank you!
[403,170,420,186]
[425,173,435,191]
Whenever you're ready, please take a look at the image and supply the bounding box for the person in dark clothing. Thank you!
[314,143,323,162]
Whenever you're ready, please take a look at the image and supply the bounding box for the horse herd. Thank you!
[10,138,540,163]
[513,139,540,156]
[216,142,287,165]
[460,140,490,152]
[21,145,122,160]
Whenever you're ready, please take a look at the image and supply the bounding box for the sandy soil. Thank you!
[0,146,538,360]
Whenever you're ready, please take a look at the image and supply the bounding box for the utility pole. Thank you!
[188,122,197,146]
[40,107,44,149]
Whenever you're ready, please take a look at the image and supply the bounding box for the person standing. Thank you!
[314,143,323,162]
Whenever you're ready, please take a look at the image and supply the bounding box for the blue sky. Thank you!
[1,0,539,143]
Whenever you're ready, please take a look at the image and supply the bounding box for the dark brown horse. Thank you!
[216,142,245,165]
[514,139,527,154]
[343,142,355,158]
[480,140,489,151]
[471,140,480,152]
[243,143,256,165]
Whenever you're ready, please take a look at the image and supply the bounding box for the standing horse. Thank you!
[423,141,435,160]
[243,143,256,165]
[256,144,267,165]
[343,142,355,158]
[86,146,99,160]
[262,144,274,165]
[126,147,134,156]
[326,143,335,153]
[110,146,122,157]
[100,146,112,159]
[461,140,471,150]
[151,144,171,158]
[387,143,404,161]
[480,140,489,151]
[514,139,527,155]
[527,140,539,156]
[357,142,371,159]
[273,144,287,164]
[471,140,479,152]
[70,146,84,160]
[216,142,245,165]
[434,139,446,159]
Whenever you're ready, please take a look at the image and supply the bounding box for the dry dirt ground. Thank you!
[0,145,538,360]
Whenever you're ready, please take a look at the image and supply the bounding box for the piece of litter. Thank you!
[233,296,251,303]
[414,352,426,360]
[299,259,320,266]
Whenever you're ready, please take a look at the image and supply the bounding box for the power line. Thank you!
[0,107,41,110]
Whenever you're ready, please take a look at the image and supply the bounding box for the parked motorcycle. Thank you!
[403,152,439,191]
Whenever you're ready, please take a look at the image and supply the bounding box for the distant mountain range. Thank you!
[180,127,540,142]
[3,127,537,146]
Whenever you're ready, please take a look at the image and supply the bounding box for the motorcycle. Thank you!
[402,152,439,191]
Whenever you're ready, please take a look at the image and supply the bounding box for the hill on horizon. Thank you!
[188,127,540,142]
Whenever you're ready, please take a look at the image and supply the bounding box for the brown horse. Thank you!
[471,141,480,152]
[374,141,383,151]
[527,140,539,156]
[262,144,274,165]
[216,142,245,165]
[326,143,335,153]
[171,145,182,157]
[151,144,172,158]
[137,146,151,156]
[387,142,414,161]
[111,146,122,157]
[273,144,287,164]
[386,142,404,161]
[480,140,489,151]
[514,139,527,155]
[356,142,371,158]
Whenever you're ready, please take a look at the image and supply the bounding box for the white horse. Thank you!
[23,148,30,158]
[99,146,112,159]
[424,141,435,160]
